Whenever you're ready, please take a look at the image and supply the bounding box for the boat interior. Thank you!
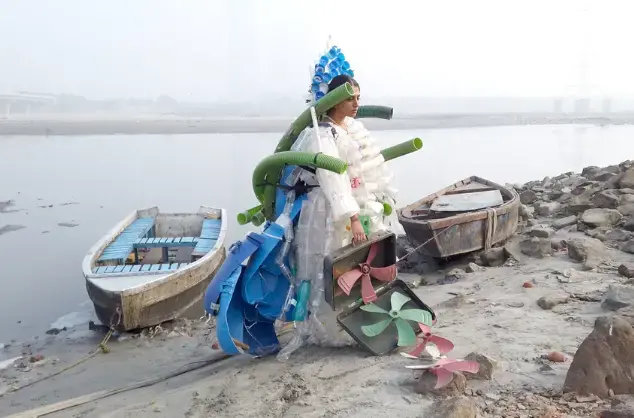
[407,178,514,221]
[92,211,222,275]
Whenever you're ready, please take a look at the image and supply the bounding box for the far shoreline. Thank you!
[1,112,634,136]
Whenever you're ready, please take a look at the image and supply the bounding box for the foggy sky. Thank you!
[1,0,633,102]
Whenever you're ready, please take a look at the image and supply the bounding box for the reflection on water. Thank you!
[1,124,634,341]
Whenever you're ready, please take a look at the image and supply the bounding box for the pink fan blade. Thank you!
[443,360,480,374]
[419,323,432,334]
[407,341,427,358]
[433,368,455,389]
[360,274,378,304]
[365,243,379,264]
[428,335,454,355]
[337,269,363,295]
[369,265,397,282]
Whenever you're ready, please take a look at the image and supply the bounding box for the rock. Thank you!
[593,191,622,209]
[416,371,466,396]
[465,262,484,273]
[520,190,538,204]
[552,215,578,229]
[428,396,477,418]
[624,218,634,232]
[530,227,554,238]
[568,194,595,214]
[535,202,561,217]
[519,204,534,219]
[606,229,634,242]
[620,189,634,195]
[582,165,601,179]
[619,264,634,279]
[602,285,634,311]
[596,171,619,182]
[619,204,634,217]
[580,208,623,228]
[481,247,507,267]
[464,352,497,380]
[440,268,467,285]
[621,194,634,204]
[622,240,634,255]
[551,238,567,251]
[564,316,634,397]
[537,294,570,310]
[567,237,607,271]
[538,406,561,418]
[395,236,438,274]
[620,169,634,189]
[520,237,553,258]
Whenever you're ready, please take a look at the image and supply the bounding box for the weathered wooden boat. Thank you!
[82,206,227,331]
[397,176,520,258]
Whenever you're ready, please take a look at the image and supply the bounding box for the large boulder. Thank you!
[620,169,634,189]
[520,237,553,258]
[592,191,621,209]
[564,316,634,397]
[580,208,623,228]
[567,237,607,270]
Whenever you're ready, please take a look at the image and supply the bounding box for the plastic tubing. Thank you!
[237,205,263,225]
[355,105,394,120]
[251,210,266,227]
[274,82,355,153]
[252,151,348,220]
[380,138,423,162]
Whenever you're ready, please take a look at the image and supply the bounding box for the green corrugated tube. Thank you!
[274,83,355,153]
[252,151,348,220]
[237,205,263,225]
[251,211,266,227]
[356,105,393,120]
[381,138,423,162]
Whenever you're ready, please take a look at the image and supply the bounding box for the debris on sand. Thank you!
[57,222,79,228]
[0,224,26,236]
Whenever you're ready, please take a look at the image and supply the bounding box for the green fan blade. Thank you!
[361,318,393,337]
[394,317,418,347]
[397,308,433,326]
[391,292,411,312]
[360,303,389,314]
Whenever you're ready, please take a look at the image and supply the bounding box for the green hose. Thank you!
[251,211,266,227]
[274,83,355,153]
[381,138,423,162]
[252,151,348,220]
[237,205,263,225]
[382,202,393,216]
[356,105,393,120]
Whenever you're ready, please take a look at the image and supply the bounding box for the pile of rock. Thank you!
[514,160,634,258]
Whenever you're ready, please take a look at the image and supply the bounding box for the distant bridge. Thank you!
[0,93,57,117]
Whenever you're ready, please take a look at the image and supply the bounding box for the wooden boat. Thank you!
[397,176,520,259]
[82,206,227,331]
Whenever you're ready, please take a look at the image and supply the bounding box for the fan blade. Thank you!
[394,318,417,347]
[397,308,433,326]
[443,360,480,374]
[361,318,393,337]
[369,265,397,282]
[433,368,455,389]
[365,242,379,264]
[425,343,441,359]
[406,341,428,358]
[391,292,411,312]
[428,335,454,355]
[337,269,363,295]
[361,274,378,304]
[419,323,432,334]
[359,303,388,314]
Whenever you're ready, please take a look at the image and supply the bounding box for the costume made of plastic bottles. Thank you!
[276,115,404,360]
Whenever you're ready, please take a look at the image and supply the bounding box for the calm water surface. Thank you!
[1,124,634,342]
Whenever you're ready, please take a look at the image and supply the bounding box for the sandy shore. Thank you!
[2,113,634,135]
[2,162,634,417]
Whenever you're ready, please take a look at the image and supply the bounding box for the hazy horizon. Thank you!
[2,0,634,103]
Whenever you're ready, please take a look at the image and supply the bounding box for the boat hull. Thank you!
[85,248,226,331]
[398,176,520,259]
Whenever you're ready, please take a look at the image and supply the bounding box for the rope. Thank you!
[395,222,457,265]
[9,326,116,394]
[484,207,497,250]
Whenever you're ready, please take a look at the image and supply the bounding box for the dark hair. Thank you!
[327,74,360,92]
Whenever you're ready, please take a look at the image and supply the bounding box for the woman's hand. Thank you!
[350,215,367,244]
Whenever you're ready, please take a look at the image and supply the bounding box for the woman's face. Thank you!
[335,86,360,118]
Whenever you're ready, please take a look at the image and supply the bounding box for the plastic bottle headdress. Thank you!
[306,40,355,105]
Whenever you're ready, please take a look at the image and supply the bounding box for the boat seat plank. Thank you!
[97,218,155,262]
[191,238,217,256]
[430,190,504,212]
[192,218,221,257]
[132,237,199,249]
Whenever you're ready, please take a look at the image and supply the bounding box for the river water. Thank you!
[1,123,634,342]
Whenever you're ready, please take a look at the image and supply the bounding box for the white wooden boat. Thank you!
[82,206,227,331]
